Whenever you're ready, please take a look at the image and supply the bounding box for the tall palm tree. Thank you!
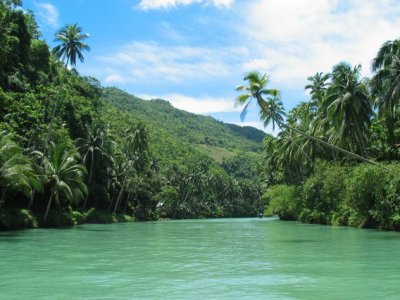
[236,71,380,166]
[52,23,90,67]
[113,123,149,214]
[75,124,114,209]
[371,39,400,149]
[323,63,373,155]
[40,142,87,223]
[0,132,42,210]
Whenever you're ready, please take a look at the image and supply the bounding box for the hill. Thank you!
[101,87,265,155]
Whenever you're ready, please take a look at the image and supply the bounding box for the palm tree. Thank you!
[52,24,90,67]
[75,124,114,209]
[305,72,330,104]
[0,132,42,210]
[40,142,87,223]
[236,71,280,121]
[371,39,400,150]
[323,63,373,155]
[113,123,149,214]
[236,71,380,166]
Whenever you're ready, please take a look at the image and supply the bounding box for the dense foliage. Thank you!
[242,40,400,230]
[0,1,263,230]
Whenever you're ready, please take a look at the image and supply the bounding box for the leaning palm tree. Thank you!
[236,71,380,166]
[0,132,42,210]
[52,23,90,67]
[39,142,87,223]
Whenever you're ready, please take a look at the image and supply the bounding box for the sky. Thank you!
[22,0,400,134]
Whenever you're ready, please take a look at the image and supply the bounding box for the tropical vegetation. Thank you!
[0,0,263,230]
[237,46,400,230]
[3,0,400,232]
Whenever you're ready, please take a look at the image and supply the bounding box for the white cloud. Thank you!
[104,74,124,83]
[241,0,400,87]
[34,2,59,27]
[137,0,233,10]
[97,41,246,84]
[138,93,240,114]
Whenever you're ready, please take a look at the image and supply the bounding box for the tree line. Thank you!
[0,0,262,229]
[236,38,400,230]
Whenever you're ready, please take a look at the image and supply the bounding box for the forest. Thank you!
[0,0,264,230]
[2,0,400,232]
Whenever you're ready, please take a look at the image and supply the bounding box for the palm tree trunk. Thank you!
[124,191,131,214]
[27,194,34,209]
[107,188,116,212]
[82,152,94,210]
[44,193,54,223]
[281,122,383,167]
[0,187,8,211]
[114,175,128,214]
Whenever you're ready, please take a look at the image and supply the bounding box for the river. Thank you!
[1,218,399,299]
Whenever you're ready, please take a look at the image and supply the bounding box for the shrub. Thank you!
[0,209,37,230]
[43,207,75,227]
[264,184,301,220]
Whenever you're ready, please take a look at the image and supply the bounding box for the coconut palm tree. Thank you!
[236,71,280,121]
[371,39,400,150]
[305,72,330,103]
[113,123,150,214]
[323,63,373,155]
[52,23,90,67]
[75,124,114,209]
[40,142,87,223]
[236,71,380,166]
[0,132,42,210]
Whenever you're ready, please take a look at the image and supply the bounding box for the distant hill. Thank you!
[101,87,265,156]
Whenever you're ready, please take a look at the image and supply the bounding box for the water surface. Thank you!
[1,218,400,299]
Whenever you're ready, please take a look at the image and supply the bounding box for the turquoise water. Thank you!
[1,218,400,299]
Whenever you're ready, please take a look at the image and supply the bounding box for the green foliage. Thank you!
[264,185,301,220]
[101,88,264,152]
[52,24,90,67]
[43,206,76,227]
[267,163,400,231]
[0,209,37,230]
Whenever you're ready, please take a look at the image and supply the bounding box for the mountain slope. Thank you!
[101,87,265,154]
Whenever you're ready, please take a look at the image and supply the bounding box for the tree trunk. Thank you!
[0,187,8,211]
[44,193,54,223]
[82,151,94,210]
[114,175,128,214]
[281,122,383,167]
[124,191,131,214]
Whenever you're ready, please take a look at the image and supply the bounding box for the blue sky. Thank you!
[23,0,400,134]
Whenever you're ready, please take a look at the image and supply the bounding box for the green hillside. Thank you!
[0,1,266,229]
[101,87,265,154]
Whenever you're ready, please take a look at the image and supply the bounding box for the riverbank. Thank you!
[264,162,400,232]
[0,208,136,231]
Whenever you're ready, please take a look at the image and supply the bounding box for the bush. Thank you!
[264,185,301,220]
[43,207,75,227]
[302,162,347,214]
[85,208,116,223]
[72,210,86,225]
[0,209,37,230]
[299,209,330,224]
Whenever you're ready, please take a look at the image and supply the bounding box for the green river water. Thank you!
[1,218,400,299]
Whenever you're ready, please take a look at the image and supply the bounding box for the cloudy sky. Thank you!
[23,0,400,133]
